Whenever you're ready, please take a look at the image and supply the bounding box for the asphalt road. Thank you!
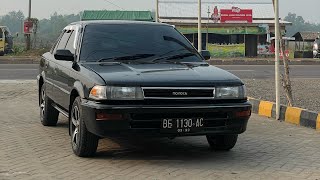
[0,64,320,80]
[0,64,39,80]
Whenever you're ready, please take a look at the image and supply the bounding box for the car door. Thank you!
[43,32,64,100]
[51,29,73,110]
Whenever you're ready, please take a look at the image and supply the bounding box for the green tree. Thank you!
[37,13,80,47]
[0,11,25,34]
[284,12,320,36]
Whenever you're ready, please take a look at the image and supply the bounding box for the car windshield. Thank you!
[80,23,203,63]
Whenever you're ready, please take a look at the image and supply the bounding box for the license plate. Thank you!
[161,118,204,133]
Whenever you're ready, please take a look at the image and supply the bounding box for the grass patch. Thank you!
[208,44,245,58]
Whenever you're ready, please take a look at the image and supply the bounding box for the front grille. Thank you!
[142,87,215,99]
[130,112,228,129]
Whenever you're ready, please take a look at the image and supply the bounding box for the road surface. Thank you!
[0,64,320,80]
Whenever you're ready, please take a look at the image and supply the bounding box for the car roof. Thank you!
[69,20,173,27]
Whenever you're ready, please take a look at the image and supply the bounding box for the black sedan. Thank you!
[37,21,251,157]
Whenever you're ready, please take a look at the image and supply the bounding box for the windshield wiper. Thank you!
[151,52,196,63]
[97,54,155,62]
[150,52,209,67]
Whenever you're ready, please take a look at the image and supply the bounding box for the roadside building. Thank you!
[81,10,154,22]
[158,0,291,57]
[292,31,319,58]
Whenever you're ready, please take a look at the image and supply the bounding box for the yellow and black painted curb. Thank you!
[248,97,320,130]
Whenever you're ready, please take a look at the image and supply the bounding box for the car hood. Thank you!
[81,62,243,87]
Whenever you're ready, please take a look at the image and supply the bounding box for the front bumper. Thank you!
[81,100,252,137]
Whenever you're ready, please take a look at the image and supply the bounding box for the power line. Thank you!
[103,0,126,10]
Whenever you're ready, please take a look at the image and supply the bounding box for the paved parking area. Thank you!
[1,80,320,180]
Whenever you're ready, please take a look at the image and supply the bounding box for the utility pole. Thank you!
[155,0,159,23]
[206,6,210,50]
[274,0,281,120]
[26,0,31,50]
[198,0,202,52]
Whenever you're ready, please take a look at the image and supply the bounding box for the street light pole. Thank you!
[26,0,32,50]
[28,0,31,18]
[207,6,210,50]
[198,0,202,52]
[155,0,159,23]
[274,0,281,120]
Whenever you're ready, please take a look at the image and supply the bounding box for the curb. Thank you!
[248,97,320,130]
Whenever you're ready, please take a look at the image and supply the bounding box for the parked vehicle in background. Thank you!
[313,37,320,58]
[0,26,14,56]
[37,21,252,157]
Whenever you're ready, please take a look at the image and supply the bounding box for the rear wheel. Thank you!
[206,134,238,151]
[70,97,99,157]
[40,84,59,126]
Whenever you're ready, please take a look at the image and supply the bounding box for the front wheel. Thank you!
[70,97,99,157]
[206,134,238,151]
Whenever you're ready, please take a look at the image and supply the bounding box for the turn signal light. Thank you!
[235,110,251,117]
[96,113,124,121]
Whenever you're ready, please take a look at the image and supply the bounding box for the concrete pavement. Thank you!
[1,81,320,179]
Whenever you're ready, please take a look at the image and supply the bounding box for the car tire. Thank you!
[70,97,99,157]
[206,134,238,151]
[40,84,59,126]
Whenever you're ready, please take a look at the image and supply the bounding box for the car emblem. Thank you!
[172,92,188,96]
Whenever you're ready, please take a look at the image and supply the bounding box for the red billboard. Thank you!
[220,7,252,23]
[24,20,34,34]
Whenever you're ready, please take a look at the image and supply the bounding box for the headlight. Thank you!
[215,85,246,99]
[89,86,144,100]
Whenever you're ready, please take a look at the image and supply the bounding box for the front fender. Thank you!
[72,81,85,99]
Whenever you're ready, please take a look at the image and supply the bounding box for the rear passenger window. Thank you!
[65,31,76,54]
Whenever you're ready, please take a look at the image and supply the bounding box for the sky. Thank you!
[0,0,319,23]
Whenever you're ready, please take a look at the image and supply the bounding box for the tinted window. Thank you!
[56,31,71,50]
[80,24,202,62]
[65,31,76,53]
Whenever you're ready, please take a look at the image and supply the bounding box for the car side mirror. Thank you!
[201,50,211,60]
[54,49,74,61]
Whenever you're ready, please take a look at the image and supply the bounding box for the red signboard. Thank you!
[280,50,290,59]
[24,20,34,34]
[220,7,252,23]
